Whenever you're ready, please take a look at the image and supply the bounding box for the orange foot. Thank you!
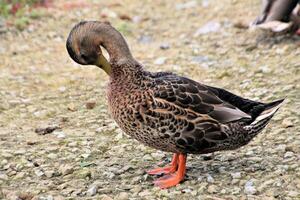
[147,154,178,175]
[148,153,187,189]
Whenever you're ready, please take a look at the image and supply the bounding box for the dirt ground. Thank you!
[0,0,299,199]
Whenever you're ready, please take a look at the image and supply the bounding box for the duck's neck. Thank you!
[91,22,138,66]
[110,60,144,82]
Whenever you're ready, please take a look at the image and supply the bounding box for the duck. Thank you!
[66,21,284,189]
[252,0,300,34]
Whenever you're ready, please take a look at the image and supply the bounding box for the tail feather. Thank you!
[245,99,284,134]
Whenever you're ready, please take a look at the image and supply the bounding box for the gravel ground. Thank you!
[0,0,299,199]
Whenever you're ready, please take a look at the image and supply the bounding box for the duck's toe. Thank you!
[153,173,184,189]
[147,165,177,175]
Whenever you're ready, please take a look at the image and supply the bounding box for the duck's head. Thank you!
[66,21,136,75]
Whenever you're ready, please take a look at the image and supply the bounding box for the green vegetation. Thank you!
[0,0,48,30]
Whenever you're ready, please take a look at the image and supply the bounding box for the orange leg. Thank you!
[147,153,179,175]
[153,153,187,189]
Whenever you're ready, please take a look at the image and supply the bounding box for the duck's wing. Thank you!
[146,74,251,153]
[152,75,251,124]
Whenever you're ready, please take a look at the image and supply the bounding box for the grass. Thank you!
[0,0,49,30]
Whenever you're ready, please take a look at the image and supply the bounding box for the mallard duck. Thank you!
[66,21,284,189]
[253,0,300,34]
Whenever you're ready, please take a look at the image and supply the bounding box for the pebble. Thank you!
[0,173,8,180]
[284,151,294,158]
[39,195,54,200]
[15,172,25,179]
[131,186,142,193]
[244,180,257,195]
[160,43,170,50]
[44,170,55,178]
[176,1,197,10]
[138,35,152,44]
[100,8,117,18]
[53,131,66,139]
[281,118,294,128]
[86,101,96,109]
[59,164,74,175]
[87,185,98,196]
[116,192,129,200]
[35,125,60,135]
[139,190,151,197]
[194,21,221,36]
[207,185,218,193]
[154,57,167,65]
[287,191,299,197]
[142,154,153,161]
[2,152,13,159]
[206,174,214,183]
[34,169,44,177]
[99,194,113,200]
[47,153,58,159]
[191,55,210,64]
[231,172,242,179]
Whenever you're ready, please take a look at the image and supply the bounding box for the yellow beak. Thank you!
[96,54,111,75]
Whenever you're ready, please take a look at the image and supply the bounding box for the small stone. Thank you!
[246,150,254,156]
[116,192,129,200]
[0,173,8,180]
[14,149,26,155]
[154,57,167,65]
[100,8,117,18]
[287,191,299,197]
[191,56,210,64]
[206,174,214,183]
[231,172,241,179]
[34,169,44,177]
[207,185,218,194]
[2,153,13,159]
[281,118,294,128]
[131,186,142,193]
[284,151,294,158]
[17,192,34,200]
[182,188,192,193]
[44,170,55,178]
[40,195,54,200]
[160,43,170,50]
[67,103,77,111]
[15,172,25,179]
[176,1,197,10]
[86,101,96,109]
[47,153,57,159]
[1,159,8,165]
[194,21,221,36]
[244,180,257,195]
[150,152,165,159]
[58,86,66,92]
[139,190,151,197]
[87,185,98,196]
[99,194,113,200]
[59,164,74,175]
[138,35,152,44]
[142,154,152,161]
[53,131,66,139]
[35,125,60,135]
[114,132,123,140]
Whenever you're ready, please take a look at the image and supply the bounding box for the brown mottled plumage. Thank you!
[66,21,284,189]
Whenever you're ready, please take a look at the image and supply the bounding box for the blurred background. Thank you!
[0,0,299,199]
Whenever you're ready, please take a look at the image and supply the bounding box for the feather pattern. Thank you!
[107,67,283,154]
